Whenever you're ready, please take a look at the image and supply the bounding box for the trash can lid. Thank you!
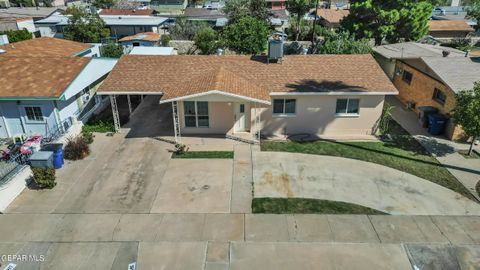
[418,106,438,112]
[29,151,53,160]
[428,113,448,121]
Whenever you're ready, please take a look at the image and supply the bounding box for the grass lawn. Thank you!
[261,123,475,201]
[458,149,480,159]
[172,151,234,159]
[252,198,387,214]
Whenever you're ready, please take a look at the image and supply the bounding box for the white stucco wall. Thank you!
[16,19,36,33]
[178,101,234,134]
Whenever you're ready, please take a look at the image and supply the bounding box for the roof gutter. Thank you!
[159,90,271,105]
[270,91,398,96]
[96,91,164,95]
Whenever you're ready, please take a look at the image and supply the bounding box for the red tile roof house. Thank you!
[98,54,398,142]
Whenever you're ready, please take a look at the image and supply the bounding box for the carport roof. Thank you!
[97,54,398,102]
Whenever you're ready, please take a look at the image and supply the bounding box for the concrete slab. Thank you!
[49,214,121,242]
[40,242,121,270]
[411,216,450,243]
[231,144,253,213]
[230,242,412,270]
[0,214,64,242]
[206,242,230,263]
[405,244,462,270]
[327,215,380,243]
[150,159,233,213]
[202,214,244,241]
[137,242,207,270]
[454,245,480,270]
[286,214,333,242]
[370,216,428,243]
[112,214,164,241]
[245,214,289,241]
[454,216,480,244]
[205,262,229,270]
[109,242,139,270]
[156,214,206,241]
[431,216,475,244]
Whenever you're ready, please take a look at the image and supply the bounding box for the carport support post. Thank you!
[172,101,181,143]
[127,94,132,114]
[110,95,121,133]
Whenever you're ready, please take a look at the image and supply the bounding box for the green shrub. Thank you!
[82,120,115,133]
[161,34,171,46]
[100,43,124,58]
[173,143,188,155]
[0,29,32,43]
[32,167,56,189]
[81,129,94,144]
[64,136,90,160]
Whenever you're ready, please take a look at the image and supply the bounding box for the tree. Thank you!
[466,0,480,31]
[169,15,211,40]
[222,16,270,54]
[0,29,32,43]
[314,29,372,54]
[193,28,219,54]
[100,43,124,58]
[286,0,312,41]
[452,81,480,156]
[341,0,431,45]
[222,0,269,24]
[64,7,110,43]
[91,0,115,8]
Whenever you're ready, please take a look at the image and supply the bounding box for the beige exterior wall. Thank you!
[254,95,385,136]
[178,101,234,134]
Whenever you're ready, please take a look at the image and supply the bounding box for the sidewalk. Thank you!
[386,96,480,201]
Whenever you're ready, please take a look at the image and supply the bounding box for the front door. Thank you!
[234,103,246,132]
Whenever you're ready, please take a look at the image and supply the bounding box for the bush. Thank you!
[82,120,115,133]
[173,143,188,155]
[0,29,32,43]
[64,136,90,160]
[193,28,218,55]
[100,43,124,58]
[81,129,94,144]
[161,34,171,46]
[32,167,56,189]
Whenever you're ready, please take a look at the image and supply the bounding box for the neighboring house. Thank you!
[320,0,349,9]
[119,32,160,47]
[98,8,156,16]
[0,37,117,139]
[270,9,289,31]
[98,54,397,141]
[0,17,36,33]
[184,7,227,27]
[373,42,465,80]
[316,9,349,29]
[391,56,480,140]
[0,7,63,21]
[266,0,286,9]
[129,46,176,55]
[35,13,168,39]
[150,0,187,10]
[428,20,475,39]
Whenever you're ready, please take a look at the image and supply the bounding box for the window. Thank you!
[24,106,43,122]
[239,104,245,113]
[272,99,296,115]
[184,101,209,128]
[432,88,447,105]
[402,70,413,85]
[335,98,360,116]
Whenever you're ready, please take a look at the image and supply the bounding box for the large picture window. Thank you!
[273,99,296,115]
[335,98,360,116]
[184,101,209,128]
[24,106,44,122]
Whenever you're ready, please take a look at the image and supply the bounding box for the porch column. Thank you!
[110,95,121,133]
[172,101,181,143]
[127,94,132,114]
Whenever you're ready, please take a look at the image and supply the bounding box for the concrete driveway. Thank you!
[6,96,237,214]
[254,151,480,215]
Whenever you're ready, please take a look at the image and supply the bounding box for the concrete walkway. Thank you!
[386,96,480,200]
[0,213,478,269]
[253,151,480,215]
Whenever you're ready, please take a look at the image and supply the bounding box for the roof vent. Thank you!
[442,50,450,57]
[267,34,284,63]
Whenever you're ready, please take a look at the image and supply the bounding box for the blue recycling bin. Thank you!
[41,143,64,169]
[427,114,447,135]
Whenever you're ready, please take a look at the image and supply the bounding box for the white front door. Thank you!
[234,103,246,132]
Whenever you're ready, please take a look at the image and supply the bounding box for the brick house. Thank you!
[392,57,480,140]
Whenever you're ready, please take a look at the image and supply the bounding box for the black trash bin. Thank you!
[428,114,448,135]
[418,106,438,128]
[41,143,64,169]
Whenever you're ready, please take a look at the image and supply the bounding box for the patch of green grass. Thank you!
[172,151,234,159]
[252,198,387,214]
[261,135,475,201]
[458,150,480,159]
[82,120,115,133]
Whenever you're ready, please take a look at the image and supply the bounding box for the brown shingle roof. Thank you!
[0,56,90,98]
[317,9,349,24]
[98,55,397,101]
[428,20,474,32]
[118,32,160,42]
[99,9,154,16]
[0,37,92,57]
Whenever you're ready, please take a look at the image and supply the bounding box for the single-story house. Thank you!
[97,54,397,141]
[0,37,117,138]
[427,20,475,39]
[128,46,176,55]
[119,32,161,47]
[316,9,349,29]
[266,0,286,10]
[150,0,187,10]
[184,7,227,28]
[373,42,465,80]
[0,7,63,21]
[98,8,157,16]
[391,56,480,140]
